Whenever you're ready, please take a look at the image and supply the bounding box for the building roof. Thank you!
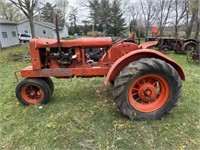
[18,19,63,30]
[0,18,17,25]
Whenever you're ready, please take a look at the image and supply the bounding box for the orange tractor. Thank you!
[14,28,185,120]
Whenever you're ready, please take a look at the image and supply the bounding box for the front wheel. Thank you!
[160,45,171,53]
[113,58,182,120]
[41,77,54,95]
[16,78,52,105]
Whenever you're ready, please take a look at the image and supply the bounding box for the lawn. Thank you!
[0,45,200,149]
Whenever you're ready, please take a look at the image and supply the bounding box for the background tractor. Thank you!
[14,25,185,120]
[156,37,197,54]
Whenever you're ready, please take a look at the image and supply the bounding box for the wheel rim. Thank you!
[128,74,169,112]
[21,84,45,104]
[161,46,170,53]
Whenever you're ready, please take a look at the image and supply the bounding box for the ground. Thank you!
[0,45,200,149]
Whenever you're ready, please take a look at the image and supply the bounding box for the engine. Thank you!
[49,47,76,67]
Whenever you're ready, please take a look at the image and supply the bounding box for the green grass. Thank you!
[0,46,200,149]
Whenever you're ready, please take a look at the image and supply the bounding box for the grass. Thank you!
[0,45,200,149]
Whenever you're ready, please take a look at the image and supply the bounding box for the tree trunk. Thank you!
[174,24,178,37]
[185,0,198,39]
[194,20,199,41]
[29,16,35,37]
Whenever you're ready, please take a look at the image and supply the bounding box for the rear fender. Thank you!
[105,49,185,85]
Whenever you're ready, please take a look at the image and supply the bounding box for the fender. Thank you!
[139,41,158,49]
[105,49,185,85]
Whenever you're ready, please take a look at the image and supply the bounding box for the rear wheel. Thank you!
[184,42,196,54]
[16,78,51,105]
[113,58,182,120]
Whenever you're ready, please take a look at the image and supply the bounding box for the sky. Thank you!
[45,0,90,24]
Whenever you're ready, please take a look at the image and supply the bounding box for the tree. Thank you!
[156,0,173,37]
[98,0,111,34]
[41,2,65,26]
[126,2,140,21]
[10,0,38,37]
[41,2,55,23]
[88,0,100,30]
[0,1,22,22]
[56,0,68,24]
[194,1,199,41]
[194,19,199,40]
[68,7,78,33]
[172,0,188,36]
[110,0,126,36]
[184,0,199,38]
[140,0,157,36]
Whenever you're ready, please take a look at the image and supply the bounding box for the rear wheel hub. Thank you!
[128,74,169,112]
[138,84,157,101]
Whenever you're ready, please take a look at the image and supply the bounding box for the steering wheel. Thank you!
[113,32,128,43]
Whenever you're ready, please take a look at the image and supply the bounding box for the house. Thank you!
[17,20,69,39]
[0,18,19,49]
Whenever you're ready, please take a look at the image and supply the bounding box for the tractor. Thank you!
[14,27,185,120]
[157,37,197,54]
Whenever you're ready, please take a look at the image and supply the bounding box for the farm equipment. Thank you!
[14,27,185,120]
[187,41,200,63]
[157,37,197,54]
[145,26,159,42]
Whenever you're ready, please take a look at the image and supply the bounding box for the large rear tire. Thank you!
[113,58,182,120]
[184,42,196,54]
[16,78,51,105]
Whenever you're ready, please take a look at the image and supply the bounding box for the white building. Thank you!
[17,20,69,39]
[0,18,19,49]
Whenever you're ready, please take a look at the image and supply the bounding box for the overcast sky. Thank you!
[44,0,90,24]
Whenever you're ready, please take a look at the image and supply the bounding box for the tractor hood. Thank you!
[30,37,113,48]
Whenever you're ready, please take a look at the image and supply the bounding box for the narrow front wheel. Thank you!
[16,78,51,105]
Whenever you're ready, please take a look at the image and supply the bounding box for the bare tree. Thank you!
[10,0,38,37]
[126,2,140,21]
[156,0,173,37]
[140,0,157,36]
[194,2,199,40]
[185,0,199,38]
[56,0,68,24]
[172,0,188,36]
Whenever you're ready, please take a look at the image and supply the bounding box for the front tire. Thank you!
[41,77,54,95]
[16,78,51,105]
[160,45,171,53]
[113,58,182,120]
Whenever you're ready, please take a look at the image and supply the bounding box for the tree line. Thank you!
[125,0,199,40]
[0,0,199,40]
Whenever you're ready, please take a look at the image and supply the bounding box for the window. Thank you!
[12,31,16,37]
[20,34,31,37]
[2,32,8,38]
[24,30,28,34]
[43,30,46,35]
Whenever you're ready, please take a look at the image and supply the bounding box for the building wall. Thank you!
[17,21,68,39]
[0,24,19,48]
[60,24,69,38]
